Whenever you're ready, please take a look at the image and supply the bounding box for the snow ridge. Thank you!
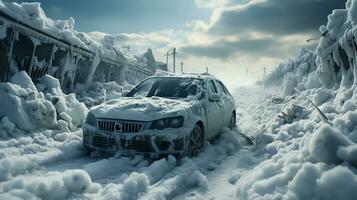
[240,1,357,199]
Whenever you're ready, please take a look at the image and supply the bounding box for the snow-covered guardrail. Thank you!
[0,9,156,93]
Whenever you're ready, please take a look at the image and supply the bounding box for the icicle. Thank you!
[86,54,100,85]
[0,19,7,40]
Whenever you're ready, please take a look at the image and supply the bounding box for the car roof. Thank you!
[153,70,216,80]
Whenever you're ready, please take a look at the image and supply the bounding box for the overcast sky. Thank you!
[8,0,347,89]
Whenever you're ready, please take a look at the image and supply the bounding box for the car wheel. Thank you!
[83,146,93,155]
[187,124,203,157]
[229,112,237,129]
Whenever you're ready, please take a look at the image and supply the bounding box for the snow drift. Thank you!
[240,1,357,199]
[0,71,87,135]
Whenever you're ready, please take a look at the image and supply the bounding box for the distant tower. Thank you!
[180,61,184,73]
[165,51,170,69]
[171,48,178,73]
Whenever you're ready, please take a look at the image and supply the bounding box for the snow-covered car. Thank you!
[82,74,236,158]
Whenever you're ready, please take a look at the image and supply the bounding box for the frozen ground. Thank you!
[0,71,263,200]
[0,71,356,200]
[0,81,282,200]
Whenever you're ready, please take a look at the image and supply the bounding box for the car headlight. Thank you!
[86,112,97,126]
[149,116,184,130]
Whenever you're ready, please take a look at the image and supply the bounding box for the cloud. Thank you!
[193,0,229,9]
[208,0,346,36]
[90,0,345,87]
[178,0,346,60]
[182,38,279,59]
[181,34,313,60]
[88,0,343,61]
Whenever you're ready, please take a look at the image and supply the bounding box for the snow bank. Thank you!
[0,71,87,135]
[237,1,357,199]
[264,48,316,88]
[309,125,352,164]
[235,87,357,199]
[0,170,100,199]
[74,81,134,108]
[265,0,357,92]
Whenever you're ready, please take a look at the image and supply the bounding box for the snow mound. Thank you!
[0,170,100,199]
[74,81,132,108]
[237,1,357,199]
[309,125,352,164]
[0,71,87,134]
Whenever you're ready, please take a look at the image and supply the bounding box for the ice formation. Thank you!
[244,1,357,199]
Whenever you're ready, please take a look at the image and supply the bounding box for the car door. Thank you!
[215,80,233,127]
[206,79,224,138]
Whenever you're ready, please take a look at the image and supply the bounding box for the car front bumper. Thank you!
[82,123,192,158]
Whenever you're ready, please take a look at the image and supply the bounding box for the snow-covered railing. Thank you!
[0,9,155,92]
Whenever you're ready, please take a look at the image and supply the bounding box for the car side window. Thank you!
[208,80,218,94]
[215,80,228,95]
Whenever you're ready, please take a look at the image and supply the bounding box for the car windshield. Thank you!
[126,77,204,99]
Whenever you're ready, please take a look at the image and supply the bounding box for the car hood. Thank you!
[90,96,197,121]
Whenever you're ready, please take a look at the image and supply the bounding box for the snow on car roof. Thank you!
[154,70,215,79]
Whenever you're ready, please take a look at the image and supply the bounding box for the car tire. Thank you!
[186,124,203,157]
[83,145,93,154]
[229,112,237,129]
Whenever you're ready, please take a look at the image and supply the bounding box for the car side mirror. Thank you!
[208,93,221,102]
[121,91,129,97]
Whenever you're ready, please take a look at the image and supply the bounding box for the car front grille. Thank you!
[120,139,151,152]
[93,136,115,148]
[97,120,144,133]
[92,136,151,152]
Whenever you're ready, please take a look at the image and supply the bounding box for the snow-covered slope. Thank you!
[245,0,357,199]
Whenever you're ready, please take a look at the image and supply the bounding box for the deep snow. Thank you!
[1,0,357,200]
[0,72,356,200]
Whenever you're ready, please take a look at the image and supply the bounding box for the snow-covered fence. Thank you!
[0,9,156,93]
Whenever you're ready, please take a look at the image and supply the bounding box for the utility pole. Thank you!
[206,67,208,74]
[171,48,178,73]
[180,62,184,73]
[246,68,248,76]
[263,66,266,87]
[165,51,170,70]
